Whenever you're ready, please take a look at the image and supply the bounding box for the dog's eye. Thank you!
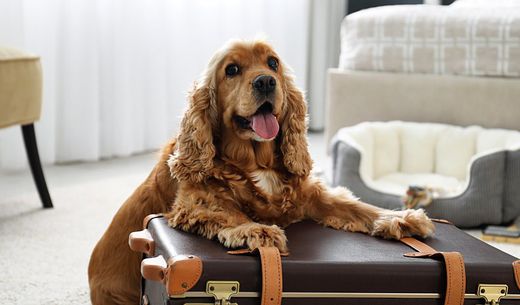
[225,64,240,77]
[267,57,278,71]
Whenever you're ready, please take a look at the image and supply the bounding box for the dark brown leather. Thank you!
[401,237,466,305]
[142,218,519,305]
[129,229,155,256]
[165,255,203,295]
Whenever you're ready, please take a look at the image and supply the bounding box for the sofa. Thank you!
[331,121,520,227]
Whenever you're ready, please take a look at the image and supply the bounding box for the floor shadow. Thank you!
[0,201,51,223]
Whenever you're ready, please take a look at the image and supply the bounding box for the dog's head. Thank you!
[217,41,283,142]
[169,40,311,182]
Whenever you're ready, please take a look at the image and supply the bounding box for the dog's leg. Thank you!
[305,180,434,239]
[166,192,288,252]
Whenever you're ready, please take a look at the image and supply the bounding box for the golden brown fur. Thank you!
[167,40,434,252]
[88,141,178,305]
[88,40,434,305]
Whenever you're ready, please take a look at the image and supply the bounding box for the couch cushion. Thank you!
[435,126,480,180]
[477,128,520,153]
[372,121,400,178]
[399,123,446,174]
[370,172,464,197]
[342,123,375,180]
[0,47,42,129]
[507,133,520,149]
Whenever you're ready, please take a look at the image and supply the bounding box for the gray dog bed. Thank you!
[330,121,520,228]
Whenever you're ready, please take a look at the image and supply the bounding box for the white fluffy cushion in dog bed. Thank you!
[333,121,520,198]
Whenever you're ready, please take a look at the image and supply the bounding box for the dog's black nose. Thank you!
[252,75,276,95]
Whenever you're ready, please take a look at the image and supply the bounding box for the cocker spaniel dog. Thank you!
[88,40,434,305]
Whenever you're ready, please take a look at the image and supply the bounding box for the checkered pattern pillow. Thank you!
[339,4,520,77]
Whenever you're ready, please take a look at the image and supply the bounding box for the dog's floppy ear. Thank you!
[168,82,218,183]
[280,73,312,177]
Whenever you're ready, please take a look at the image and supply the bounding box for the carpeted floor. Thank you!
[0,153,156,305]
[0,132,518,304]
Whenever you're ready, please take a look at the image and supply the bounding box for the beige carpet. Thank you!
[0,154,155,305]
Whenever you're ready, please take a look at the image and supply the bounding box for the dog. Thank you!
[88,40,434,305]
[88,141,177,305]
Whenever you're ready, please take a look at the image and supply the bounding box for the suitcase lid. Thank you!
[146,217,519,297]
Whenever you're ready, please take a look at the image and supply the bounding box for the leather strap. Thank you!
[431,218,454,225]
[401,237,436,254]
[513,260,520,289]
[258,247,283,305]
[401,237,466,305]
[228,247,283,305]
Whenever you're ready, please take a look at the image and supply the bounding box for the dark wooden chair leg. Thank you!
[21,124,53,208]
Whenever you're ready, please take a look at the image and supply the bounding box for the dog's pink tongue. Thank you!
[251,112,279,139]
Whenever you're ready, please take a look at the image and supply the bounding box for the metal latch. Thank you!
[184,281,239,305]
[478,284,508,305]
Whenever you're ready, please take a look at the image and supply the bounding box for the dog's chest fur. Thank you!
[250,169,283,195]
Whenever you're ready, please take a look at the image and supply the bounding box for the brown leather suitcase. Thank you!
[130,214,520,305]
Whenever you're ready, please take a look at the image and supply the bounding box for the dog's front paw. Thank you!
[218,223,288,253]
[372,209,435,240]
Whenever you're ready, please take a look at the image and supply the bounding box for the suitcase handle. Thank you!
[140,254,204,295]
[131,215,204,296]
[141,255,167,282]
[129,229,155,256]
